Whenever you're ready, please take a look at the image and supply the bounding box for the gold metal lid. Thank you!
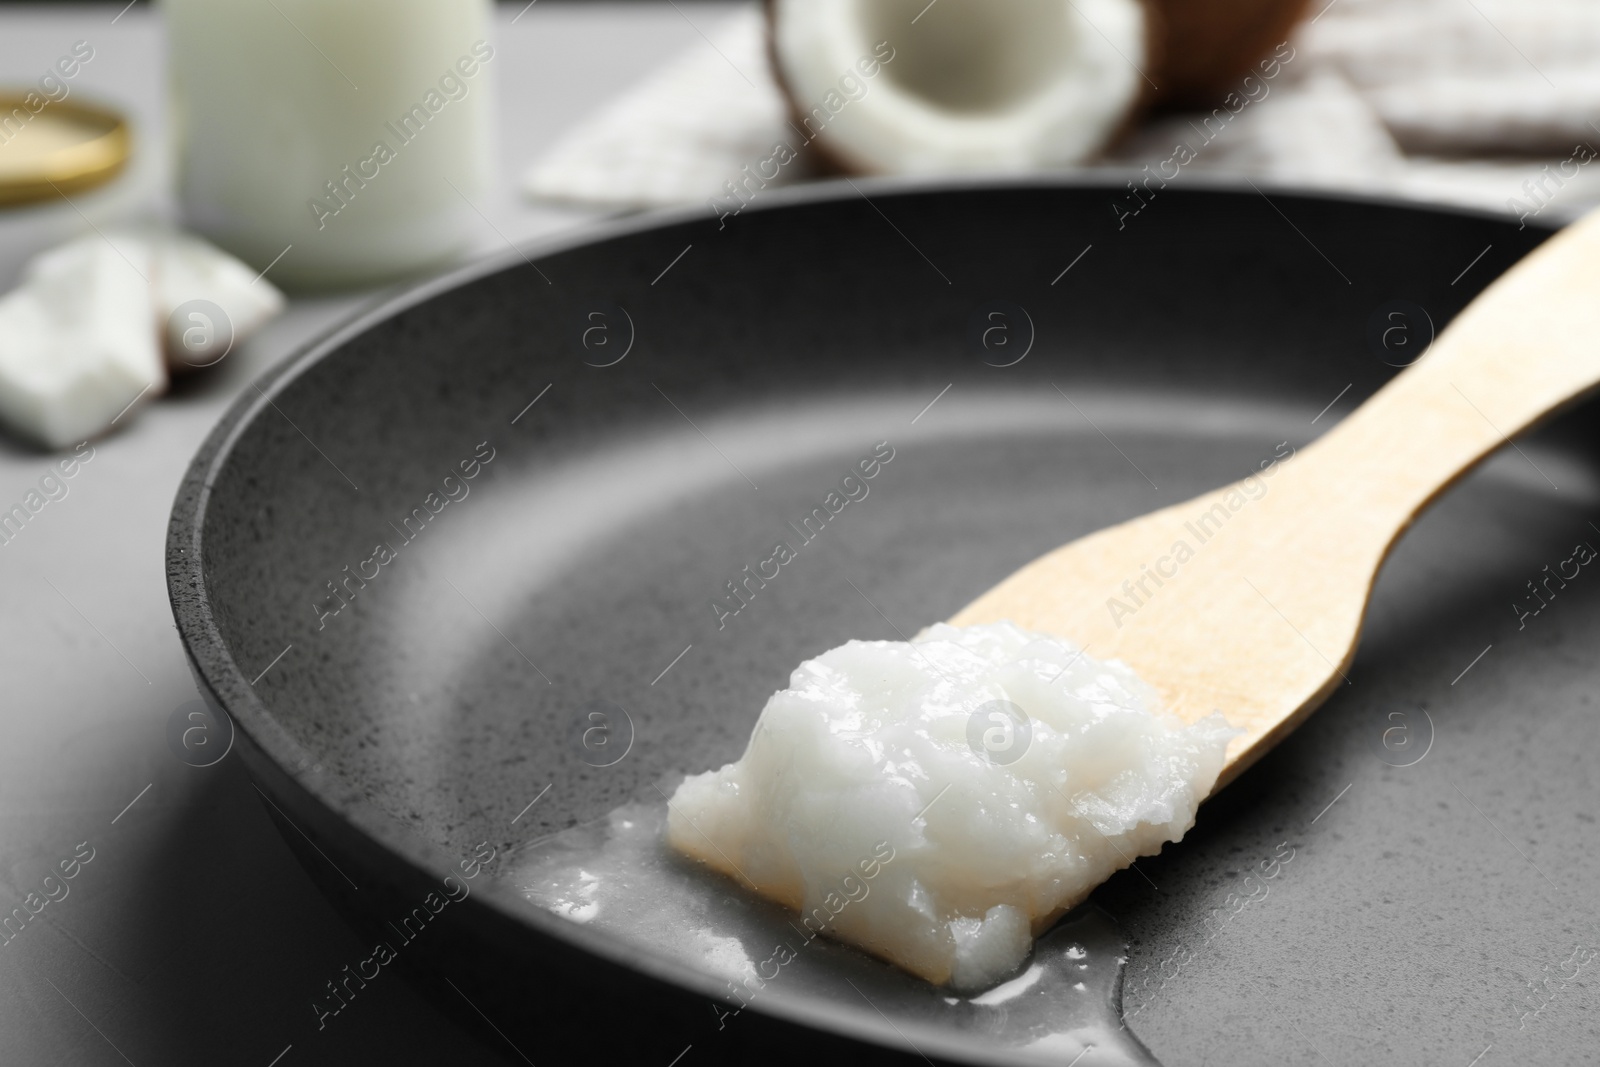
[0,94,130,207]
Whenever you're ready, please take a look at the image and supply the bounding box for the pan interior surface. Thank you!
[186,184,1600,1064]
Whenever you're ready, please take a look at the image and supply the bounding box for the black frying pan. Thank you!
[168,178,1600,1066]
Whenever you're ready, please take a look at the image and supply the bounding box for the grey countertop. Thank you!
[0,5,727,1064]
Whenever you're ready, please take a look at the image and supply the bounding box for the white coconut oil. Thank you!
[667,621,1233,990]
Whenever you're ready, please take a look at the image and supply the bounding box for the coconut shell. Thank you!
[1147,0,1314,107]
[1106,0,1167,157]
[763,0,857,176]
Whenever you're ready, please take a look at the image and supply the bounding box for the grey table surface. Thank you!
[0,4,729,1064]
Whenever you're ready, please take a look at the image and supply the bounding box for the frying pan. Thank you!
[167,178,1600,1065]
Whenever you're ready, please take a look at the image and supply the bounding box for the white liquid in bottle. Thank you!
[166,0,493,289]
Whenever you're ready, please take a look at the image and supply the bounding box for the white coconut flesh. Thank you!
[771,0,1149,173]
[146,230,287,369]
[0,229,285,448]
[0,241,162,449]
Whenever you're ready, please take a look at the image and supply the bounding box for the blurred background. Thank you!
[1,1,1597,1063]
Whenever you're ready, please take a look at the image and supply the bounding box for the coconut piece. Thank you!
[0,239,163,449]
[0,227,284,448]
[28,229,286,371]
[149,230,286,369]
[768,0,1155,174]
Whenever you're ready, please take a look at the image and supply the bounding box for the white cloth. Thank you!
[521,0,1600,224]
[520,8,788,208]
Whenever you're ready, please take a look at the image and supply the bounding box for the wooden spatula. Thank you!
[951,208,1600,791]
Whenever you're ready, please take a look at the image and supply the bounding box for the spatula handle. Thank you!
[1308,208,1600,527]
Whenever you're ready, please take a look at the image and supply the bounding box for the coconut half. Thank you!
[769,0,1154,174]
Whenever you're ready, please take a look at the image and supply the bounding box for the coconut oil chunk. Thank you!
[667,621,1232,990]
